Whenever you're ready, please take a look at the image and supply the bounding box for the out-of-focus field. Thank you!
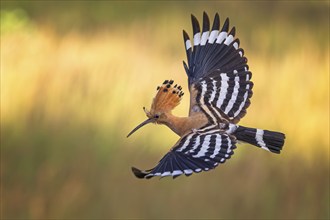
[1,1,329,219]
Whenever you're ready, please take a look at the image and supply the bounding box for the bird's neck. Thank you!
[163,112,208,137]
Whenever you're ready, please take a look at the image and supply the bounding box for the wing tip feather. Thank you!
[183,29,189,41]
[191,14,200,34]
[221,17,230,32]
[212,12,220,30]
[131,167,148,179]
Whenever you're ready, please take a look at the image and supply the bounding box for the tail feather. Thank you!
[232,125,285,154]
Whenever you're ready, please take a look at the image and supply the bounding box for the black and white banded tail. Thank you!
[229,125,285,154]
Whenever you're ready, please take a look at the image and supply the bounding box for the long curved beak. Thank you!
[127,118,155,138]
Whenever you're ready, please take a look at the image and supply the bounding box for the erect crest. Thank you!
[150,80,184,113]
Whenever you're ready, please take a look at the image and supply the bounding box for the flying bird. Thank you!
[127,12,285,179]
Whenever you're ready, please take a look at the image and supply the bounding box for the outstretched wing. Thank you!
[132,124,237,179]
[183,12,253,123]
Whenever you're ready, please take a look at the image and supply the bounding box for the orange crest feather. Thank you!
[151,80,184,112]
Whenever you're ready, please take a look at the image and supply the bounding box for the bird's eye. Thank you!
[155,115,160,119]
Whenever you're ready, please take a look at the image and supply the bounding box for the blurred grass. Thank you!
[1,1,329,219]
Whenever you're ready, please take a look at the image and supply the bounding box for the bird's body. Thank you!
[160,112,208,137]
[128,12,285,179]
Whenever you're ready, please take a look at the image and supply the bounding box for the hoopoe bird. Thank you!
[127,12,285,179]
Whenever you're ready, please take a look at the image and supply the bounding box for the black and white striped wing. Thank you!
[183,12,253,123]
[194,69,253,124]
[131,125,237,179]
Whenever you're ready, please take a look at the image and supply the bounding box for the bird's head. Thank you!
[127,80,184,137]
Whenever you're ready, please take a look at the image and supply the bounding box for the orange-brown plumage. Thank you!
[163,113,208,137]
[141,80,208,137]
[151,80,183,113]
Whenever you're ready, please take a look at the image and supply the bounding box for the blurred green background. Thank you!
[1,1,329,219]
